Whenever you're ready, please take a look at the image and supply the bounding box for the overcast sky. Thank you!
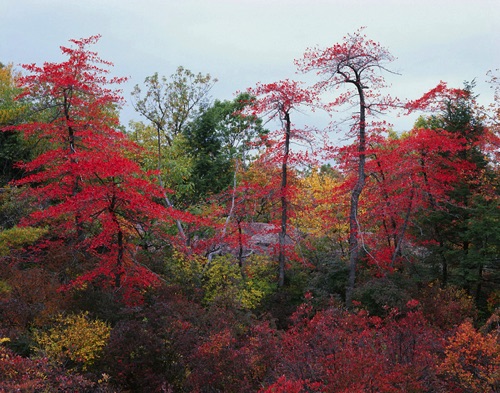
[1,0,499,133]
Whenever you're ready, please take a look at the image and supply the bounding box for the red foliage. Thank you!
[186,321,279,392]
[332,127,475,272]
[247,79,317,117]
[262,303,444,392]
[0,346,97,392]
[296,27,399,129]
[405,81,469,113]
[5,36,191,303]
[420,285,478,330]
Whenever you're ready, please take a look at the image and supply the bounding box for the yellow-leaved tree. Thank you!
[292,167,349,253]
[33,312,111,371]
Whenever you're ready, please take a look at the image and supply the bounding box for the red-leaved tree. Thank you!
[296,27,398,306]
[5,36,189,303]
[357,128,474,272]
[247,80,317,286]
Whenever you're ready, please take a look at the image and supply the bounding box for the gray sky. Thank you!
[2,0,499,133]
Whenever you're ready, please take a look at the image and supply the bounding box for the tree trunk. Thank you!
[346,84,366,308]
[420,153,448,288]
[154,127,187,241]
[64,89,84,242]
[115,228,124,288]
[278,111,291,287]
[391,184,415,267]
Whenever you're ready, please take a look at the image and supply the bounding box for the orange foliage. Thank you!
[439,320,500,393]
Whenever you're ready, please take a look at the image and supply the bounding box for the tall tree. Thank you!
[130,67,216,240]
[359,128,474,272]
[248,80,316,287]
[296,28,397,306]
[131,67,216,147]
[4,36,185,302]
[408,82,499,306]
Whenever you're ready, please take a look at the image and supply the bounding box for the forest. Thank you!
[0,31,499,392]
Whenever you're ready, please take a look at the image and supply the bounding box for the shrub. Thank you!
[33,312,111,371]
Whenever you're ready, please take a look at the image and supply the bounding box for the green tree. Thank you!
[0,63,31,185]
[183,92,265,205]
[130,67,217,240]
[415,82,500,312]
[131,66,216,147]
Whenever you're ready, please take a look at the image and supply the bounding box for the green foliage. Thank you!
[183,110,233,202]
[0,280,10,297]
[128,122,196,202]
[0,64,31,185]
[33,312,111,371]
[298,236,349,303]
[414,114,442,130]
[164,249,204,297]
[0,186,34,229]
[181,93,265,204]
[0,63,53,186]
[165,251,277,311]
[353,275,412,316]
[202,256,243,306]
[203,255,276,310]
[132,66,216,142]
[162,134,196,205]
[244,255,278,302]
[0,225,47,256]
[131,89,266,209]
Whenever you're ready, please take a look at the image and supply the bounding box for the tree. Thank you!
[247,80,316,287]
[130,67,217,240]
[359,128,473,272]
[407,82,499,310]
[131,66,216,147]
[4,36,185,303]
[439,320,500,392]
[182,92,265,205]
[296,27,397,307]
[0,63,32,185]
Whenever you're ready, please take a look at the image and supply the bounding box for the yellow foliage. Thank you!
[33,312,111,370]
[292,168,348,241]
[203,255,242,305]
[0,226,48,257]
[0,63,20,88]
[0,280,11,298]
[168,249,205,285]
[0,63,26,125]
[203,254,276,310]
[0,106,26,125]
